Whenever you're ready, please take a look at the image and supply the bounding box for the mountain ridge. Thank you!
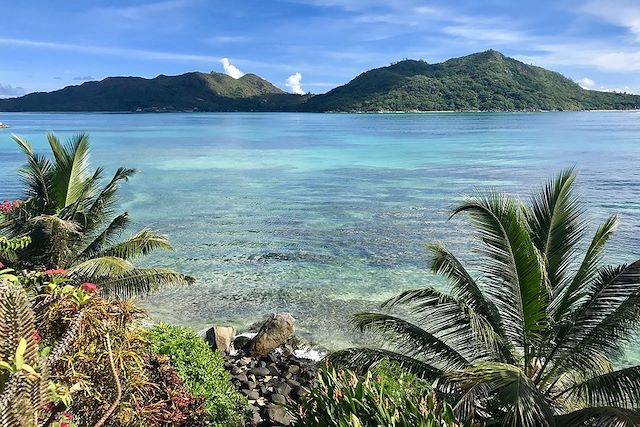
[1,50,639,112]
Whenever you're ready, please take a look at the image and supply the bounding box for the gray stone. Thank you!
[248,313,296,356]
[276,383,292,397]
[232,372,248,383]
[292,386,307,399]
[267,404,292,426]
[287,364,300,375]
[242,389,260,400]
[250,367,271,377]
[205,325,235,353]
[233,335,252,352]
[271,393,287,405]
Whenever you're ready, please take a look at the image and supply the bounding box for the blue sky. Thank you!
[1,0,640,96]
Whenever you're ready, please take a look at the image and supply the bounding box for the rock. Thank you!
[233,335,252,352]
[250,367,271,377]
[205,325,235,353]
[232,373,248,383]
[291,386,307,399]
[276,383,292,397]
[248,313,295,356]
[230,365,243,375]
[266,404,292,426]
[242,389,260,400]
[239,357,252,366]
[271,393,287,405]
[287,365,300,375]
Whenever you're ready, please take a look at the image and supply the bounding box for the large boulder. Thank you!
[205,325,235,353]
[248,313,295,356]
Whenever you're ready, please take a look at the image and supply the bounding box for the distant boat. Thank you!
[0,122,8,129]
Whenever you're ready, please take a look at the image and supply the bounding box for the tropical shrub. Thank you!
[291,361,464,427]
[0,280,74,427]
[331,169,640,426]
[0,133,191,297]
[139,353,208,427]
[147,323,247,426]
[1,268,208,426]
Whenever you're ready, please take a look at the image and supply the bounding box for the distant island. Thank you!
[1,50,639,112]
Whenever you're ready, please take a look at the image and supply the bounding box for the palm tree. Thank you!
[331,169,640,426]
[0,133,192,297]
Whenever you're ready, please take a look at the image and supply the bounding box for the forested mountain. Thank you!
[1,50,638,112]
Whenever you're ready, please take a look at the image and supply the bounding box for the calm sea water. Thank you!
[1,112,639,359]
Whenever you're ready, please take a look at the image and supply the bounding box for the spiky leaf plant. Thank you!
[1,133,192,297]
[0,282,52,427]
[331,169,640,426]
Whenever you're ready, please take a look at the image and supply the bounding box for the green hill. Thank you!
[1,50,638,112]
[0,72,307,112]
[300,50,640,111]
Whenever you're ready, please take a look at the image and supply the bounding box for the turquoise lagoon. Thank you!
[1,112,639,359]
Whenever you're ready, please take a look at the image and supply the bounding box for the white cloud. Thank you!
[0,83,25,98]
[0,37,218,63]
[580,0,640,38]
[205,36,251,44]
[578,77,596,89]
[92,0,192,20]
[286,72,305,94]
[442,25,526,44]
[220,58,244,79]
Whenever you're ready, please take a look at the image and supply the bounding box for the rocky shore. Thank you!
[205,313,322,426]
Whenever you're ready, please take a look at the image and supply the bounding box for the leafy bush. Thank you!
[147,323,247,427]
[141,353,208,427]
[1,268,208,427]
[291,361,463,427]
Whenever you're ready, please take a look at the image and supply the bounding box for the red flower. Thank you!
[32,330,41,343]
[60,423,68,427]
[63,412,73,419]
[80,282,98,292]
[0,261,4,269]
[44,268,68,276]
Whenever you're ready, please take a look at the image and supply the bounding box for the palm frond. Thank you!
[84,167,137,233]
[550,215,619,320]
[47,133,93,208]
[96,268,193,298]
[353,312,470,369]
[100,229,173,260]
[440,362,555,427]
[327,347,442,381]
[526,167,586,291]
[69,256,134,278]
[383,287,512,363]
[452,192,548,358]
[555,407,640,427]
[557,365,640,408]
[12,134,54,204]
[550,261,640,381]
[426,243,510,344]
[76,212,130,261]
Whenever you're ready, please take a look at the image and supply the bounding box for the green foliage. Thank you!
[331,169,640,426]
[0,281,73,427]
[302,51,640,112]
[1,51,637,112]
[1,269,209,427]
[291,361,464,427]
[1,133,192,297]
[147,323,247,427]
[0,72,308,112]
